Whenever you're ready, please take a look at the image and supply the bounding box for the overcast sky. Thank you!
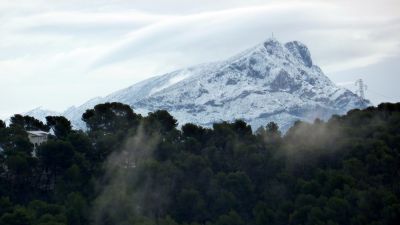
[1,0,400,119]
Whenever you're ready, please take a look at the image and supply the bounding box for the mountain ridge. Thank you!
[23,38,370,131]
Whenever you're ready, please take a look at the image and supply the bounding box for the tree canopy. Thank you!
[0,102,400,225]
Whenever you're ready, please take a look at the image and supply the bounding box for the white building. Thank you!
[27,131,49,147]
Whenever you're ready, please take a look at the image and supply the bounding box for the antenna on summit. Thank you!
[271,32,274,39]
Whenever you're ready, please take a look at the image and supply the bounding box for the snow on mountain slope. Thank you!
[26,38,369,131]
[22,107,61,122]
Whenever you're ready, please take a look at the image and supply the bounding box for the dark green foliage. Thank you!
[0,207,34,225]
[65,192,88,225]
[144,110,178,134]
[215,210,244,225]
[46,116,72,139]
[0,102,400,225]
[37,140,75,175]
[253,202,274,225]
[82,102,140,134]
[10,114,49,131]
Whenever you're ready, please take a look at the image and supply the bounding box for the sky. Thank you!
[1,0,400,119]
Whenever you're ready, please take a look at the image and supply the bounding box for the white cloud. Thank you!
[91,3,400,73]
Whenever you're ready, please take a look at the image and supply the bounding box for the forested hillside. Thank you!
[1,102,399,225]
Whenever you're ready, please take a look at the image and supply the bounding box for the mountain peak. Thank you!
[284,41,313,67]
[22,107,60,122]
[262,38,284,55]
[263,37,280,45]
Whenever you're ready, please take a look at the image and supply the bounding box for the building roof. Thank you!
[27,130,49,137]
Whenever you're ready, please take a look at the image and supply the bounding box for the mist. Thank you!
[91,125,163,225]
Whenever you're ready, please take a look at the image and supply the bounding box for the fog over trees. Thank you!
[0,102,399,225]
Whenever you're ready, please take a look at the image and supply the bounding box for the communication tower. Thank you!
[355,79,367,102]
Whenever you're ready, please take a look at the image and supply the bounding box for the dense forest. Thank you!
[0,102,399,225]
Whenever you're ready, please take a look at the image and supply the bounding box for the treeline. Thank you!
[0,102,400,225]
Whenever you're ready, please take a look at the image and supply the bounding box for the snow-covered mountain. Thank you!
[25,38,369,131]
[22,107,61,122]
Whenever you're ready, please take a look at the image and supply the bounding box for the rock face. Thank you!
[25,38,370,131]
